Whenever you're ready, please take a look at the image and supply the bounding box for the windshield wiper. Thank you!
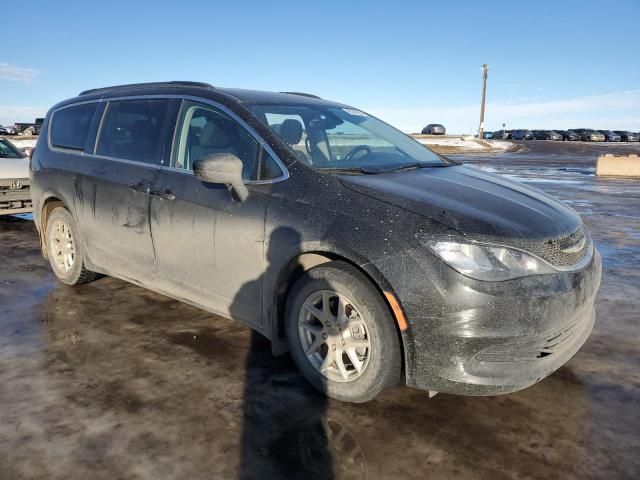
[317,163,450,175]
[316,166,374,175]
[361,163,449,174]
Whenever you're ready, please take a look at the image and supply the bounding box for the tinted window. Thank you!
[97,99,171,165]
[172,100,282,181]
[50,103,97,151]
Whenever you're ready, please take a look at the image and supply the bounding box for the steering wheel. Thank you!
[343,145,371,162]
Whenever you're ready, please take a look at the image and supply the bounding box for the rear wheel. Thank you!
[285,261,402,403]
[45,207,98,285]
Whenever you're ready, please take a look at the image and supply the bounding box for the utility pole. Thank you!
[478,64,489,139]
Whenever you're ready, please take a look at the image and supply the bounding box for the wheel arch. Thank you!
[269,250,409,375]
[38,195,66,259]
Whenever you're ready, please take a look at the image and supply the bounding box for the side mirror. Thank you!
[193,153,248,202]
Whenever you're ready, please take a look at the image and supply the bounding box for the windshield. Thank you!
[250,104,450,173]
[0,140,25,159]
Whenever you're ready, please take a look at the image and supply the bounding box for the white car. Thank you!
[0,138,32,215]
[0,125,18,135]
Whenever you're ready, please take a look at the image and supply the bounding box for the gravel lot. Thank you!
[0,142,639,480]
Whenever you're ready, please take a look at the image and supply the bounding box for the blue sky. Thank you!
[1,0,639,133]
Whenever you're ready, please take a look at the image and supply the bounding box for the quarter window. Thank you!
[96,99,171,165]
[172,101,282,181]
[50,103,97,151]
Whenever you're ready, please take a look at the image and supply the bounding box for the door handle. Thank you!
[149,188,176,201]
[129,183,151,194]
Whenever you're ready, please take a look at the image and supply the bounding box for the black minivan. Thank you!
[31,82,601,402]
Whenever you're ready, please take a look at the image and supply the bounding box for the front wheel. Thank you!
[285,261,402,403]
[45,207,98,285]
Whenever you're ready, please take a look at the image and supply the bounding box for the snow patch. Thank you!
[411,135,514,152]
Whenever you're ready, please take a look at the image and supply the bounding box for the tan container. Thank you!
[596,154,640,177]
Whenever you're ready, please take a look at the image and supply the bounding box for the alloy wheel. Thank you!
[298,290,372,383]
[49,219,76,274]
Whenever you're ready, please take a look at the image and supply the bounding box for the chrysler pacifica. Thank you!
[30,82,601,402]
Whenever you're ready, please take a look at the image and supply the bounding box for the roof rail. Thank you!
[280,91,321,99]
[79,81,215,96]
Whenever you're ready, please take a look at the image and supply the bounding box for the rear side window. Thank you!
[96,99,171,165]
[50,103,97,151]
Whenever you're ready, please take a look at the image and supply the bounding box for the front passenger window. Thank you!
[172,101,281,181]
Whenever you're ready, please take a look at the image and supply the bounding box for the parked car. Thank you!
[511,129,534,140]
[569,129,605,142]
[492,129,512,140]
[31,82,601,403]
[599,130,621,142]
[482,131,494,139]
[532,130,563,141]
[555,130,581,141]
[0,125,18,135]
[14,118,44,136]
[613,131,640,142]
[421,124,446,135]
[0,138,32,215]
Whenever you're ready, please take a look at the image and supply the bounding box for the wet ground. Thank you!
[1,142,639,480]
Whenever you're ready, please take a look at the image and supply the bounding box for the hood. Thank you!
[339,165,581,241]
[0,157,30,180]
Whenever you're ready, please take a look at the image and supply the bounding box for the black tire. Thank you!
[45,207,98,285]
[285,261,402,403]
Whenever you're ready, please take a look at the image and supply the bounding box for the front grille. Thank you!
[0,178,30,192]
[505,225,590,267]
[0,178,31,212]
[476,322,578,363]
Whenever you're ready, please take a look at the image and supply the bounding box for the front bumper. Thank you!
[384,247,601,396]
[0,178,32,215]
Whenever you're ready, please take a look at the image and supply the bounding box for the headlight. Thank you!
[421,238,556,281]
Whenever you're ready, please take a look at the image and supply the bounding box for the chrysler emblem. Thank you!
[9,180,22,190]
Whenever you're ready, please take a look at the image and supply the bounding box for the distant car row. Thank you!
[0,118,44,136]
[487,129,639,142]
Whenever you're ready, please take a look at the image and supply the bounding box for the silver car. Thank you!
[0,138,32,215]
[0,125,18,135]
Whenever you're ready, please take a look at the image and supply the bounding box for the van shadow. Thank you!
[231,227,333,480]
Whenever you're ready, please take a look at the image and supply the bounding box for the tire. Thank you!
[285,261,401,403]
[45,207,98,285]
[22,127,34,136]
